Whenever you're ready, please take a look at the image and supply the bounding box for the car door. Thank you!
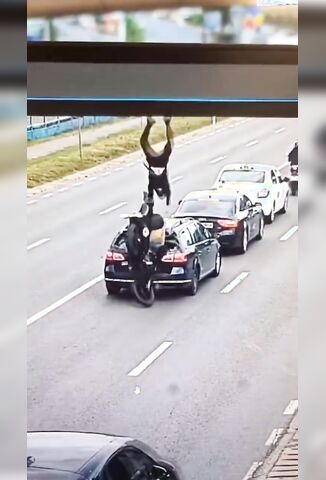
[275,168,288,207]
[270,169,280,208]
[239,195,255,241]
[271,169,283,211]
[197,222,216,271]
[186,222,208,276]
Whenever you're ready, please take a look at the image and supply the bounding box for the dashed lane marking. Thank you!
[27,274,103,326]
[210,155,227,164]
[128,341,173,377]
[27,238,50,251]
[246,140,259,147]
[221,272,250,294]
[280,226,298,242]
[99,202,127,216]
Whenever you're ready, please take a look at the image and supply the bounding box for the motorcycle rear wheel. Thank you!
[131,281,155,307]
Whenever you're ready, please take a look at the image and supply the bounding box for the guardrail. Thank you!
[27,116,115,141]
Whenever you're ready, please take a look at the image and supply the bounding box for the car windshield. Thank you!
[219,170,265,183]
[177,198,236,217]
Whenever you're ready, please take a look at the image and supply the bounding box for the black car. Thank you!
[105,218,221,297]
[174,190,264,254]
[27,431,182,480]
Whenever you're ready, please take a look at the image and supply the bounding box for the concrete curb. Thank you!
[255,415,298,479]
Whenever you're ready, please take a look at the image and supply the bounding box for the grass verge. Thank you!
[28,117,212,188]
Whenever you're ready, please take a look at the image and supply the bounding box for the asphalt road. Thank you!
[28,118,298,480]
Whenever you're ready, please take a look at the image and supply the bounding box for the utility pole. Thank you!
[78,117,83,161]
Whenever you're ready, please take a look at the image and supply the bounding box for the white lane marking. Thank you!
[284,399,298,415]
[280,226,298,242]
[210,155,226,165]
[99,201,127,216]
[27,274,103,327]
[246,140,259,147]
[171,176,183,184]
[58,187,68,193]
[27,200,37,205]
[87,176,97,182]
[73,181,83,187]
[134,386,141,395]
[126,162,135,167]
[42,193,53,199]
[114,167,123,172]
[265,428,284,447]
[221,272,249,294]
[128,341,173,377]
[279,162,289,170]
[27,238,50,251]
[275,127,286,134]
[101,171,111,177]
[241,461,262,480]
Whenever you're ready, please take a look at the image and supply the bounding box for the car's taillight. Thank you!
[217,219,239,229]
[162,252,188,265]
[106,251,125,262]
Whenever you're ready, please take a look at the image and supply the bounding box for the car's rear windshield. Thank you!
[219,170,265,183]
[113,232,128,251]
[177,198,236,217]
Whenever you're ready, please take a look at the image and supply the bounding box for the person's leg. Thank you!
[140,117,157,158]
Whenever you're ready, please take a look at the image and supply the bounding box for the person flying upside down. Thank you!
[140,116,174,205]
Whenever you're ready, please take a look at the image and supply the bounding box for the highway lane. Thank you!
[28,117,297,479]
[27,118,297,317]
[28,194,297,479]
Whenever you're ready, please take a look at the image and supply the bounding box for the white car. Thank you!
[213,163,290,223]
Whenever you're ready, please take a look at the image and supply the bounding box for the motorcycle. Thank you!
[289,164,298,196]
[124,193,164,307]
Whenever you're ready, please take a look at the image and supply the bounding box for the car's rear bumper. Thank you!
[216,230,242,249]
[105,268,193,287]
[105,276,192,286]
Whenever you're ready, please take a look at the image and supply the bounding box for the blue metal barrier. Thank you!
[27,116,115,141]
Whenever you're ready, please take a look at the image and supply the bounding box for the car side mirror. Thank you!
[152,465,177,479]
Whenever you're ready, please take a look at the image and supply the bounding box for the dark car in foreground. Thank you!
[27,431,182,480]
[174,190,264,254]
[105,217,221,297]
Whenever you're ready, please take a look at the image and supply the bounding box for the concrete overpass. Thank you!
[28,0,257,18]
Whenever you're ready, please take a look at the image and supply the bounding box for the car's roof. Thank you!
[181,190,238,202]
[27,432,130,475]
[220,163,274,172]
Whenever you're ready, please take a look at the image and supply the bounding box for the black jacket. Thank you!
[288,145,298,166]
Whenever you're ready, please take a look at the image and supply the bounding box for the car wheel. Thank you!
[106,282,121,295]
[290,183,298,196]
[186,265,200,296]
[280,194,289,214]
[211,251,222,277]
[256,217,264,240]
[265,204,275,224]
[238,226,248,254]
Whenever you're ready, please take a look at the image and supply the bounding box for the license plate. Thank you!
[203,222,213,229]
[121,261,129,266]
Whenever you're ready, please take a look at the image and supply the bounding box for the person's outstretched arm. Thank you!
[140,117,157,158]
[164,117,174,155]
